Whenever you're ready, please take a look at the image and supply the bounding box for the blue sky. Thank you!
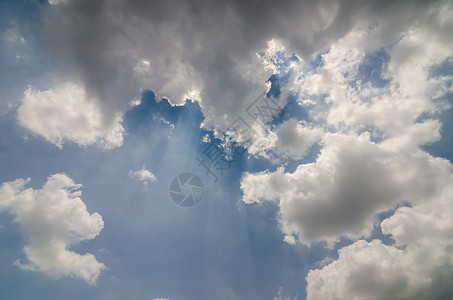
[1,1,453,300]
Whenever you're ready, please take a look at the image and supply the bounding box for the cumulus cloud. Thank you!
[300,159,453,299]
[307,187,453,299]
[17,82,124,149]
[129,166,157,185]
[305,140,453,300]
[0,174,105,285]
[242,130,447,245]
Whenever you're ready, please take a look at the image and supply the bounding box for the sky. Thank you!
[1,0,453,299]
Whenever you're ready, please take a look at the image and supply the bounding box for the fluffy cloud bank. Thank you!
[241,14,453,243]
[0,174,105,285]
[240,0,453,298]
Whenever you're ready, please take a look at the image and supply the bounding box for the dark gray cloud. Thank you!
[35,0,442,129]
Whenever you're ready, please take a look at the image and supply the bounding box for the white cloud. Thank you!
[242,131,447,245]
[304,145,453,300]
[283,234,296,245]
[17,82,124,149]
[305,154,453,299]
[0,174,105,285]
[258,39,290,74]
[202,134,211,144]
[129,166,157,185]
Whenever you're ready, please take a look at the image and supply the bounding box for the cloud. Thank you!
[305,139,453,300]
[241,0,453,245]
[129,166,157,185]
[17,82,124,149]
[283,234,296,245]
[239,1,453,298]
[2,26,32,62]
[47,0,68,5]
[246,118,323,161]
[273,286,298,300]
[288,4,453,137]
[0,174,105,285]
[251,126,453,299]
[242,130,446,245]
[31,0,446,134]
[152,114,175,138]
[307,192,453,299]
